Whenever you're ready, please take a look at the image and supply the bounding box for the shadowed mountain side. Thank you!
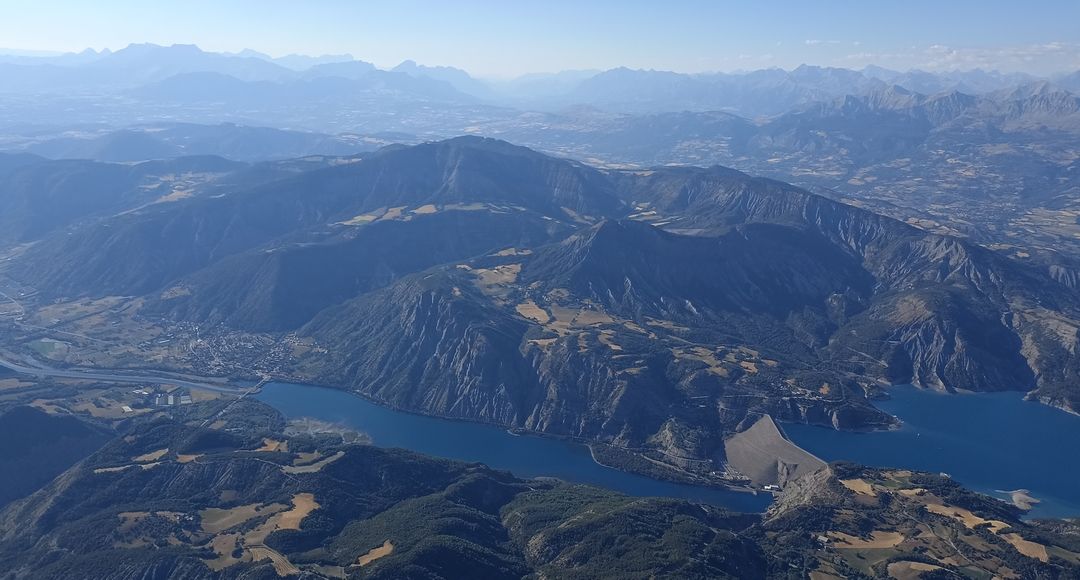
[0,154,245,244]
[0,406,112,508]
[519,219,874,321]
[614,166,1075,404]
[146,210,568,331]
[10,136,625,298]
[297,221,900,475]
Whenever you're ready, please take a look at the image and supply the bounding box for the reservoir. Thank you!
[785,385,1080,519]
[256,382,772,513]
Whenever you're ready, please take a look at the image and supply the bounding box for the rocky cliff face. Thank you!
[299,219,902,475]
[620,166,1080,402]
[287,151,1080,476]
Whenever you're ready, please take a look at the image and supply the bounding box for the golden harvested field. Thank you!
[283,450,344,474]
[276,493,319,530]
[472,263,521,287]
[254,438,288,453]
[356,540,394,566]
[573,308,613,325]
[597,331,622,351]
[237,492,317,561]
[132,448,168,463]
[886,561,942,579]
[200,502,286,534]
[924,503,1009,534]
[1002,533,1049,562]
[840,478,877,496]
[538,304,617,336]
[248,544,300,574]
[205,533,244,571]
[672,346,728,376]
[829,530,905,549]
[249,546,300,576]
[338,213,377,226]
[515,300,550,323]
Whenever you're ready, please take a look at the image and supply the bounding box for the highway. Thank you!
[0,353,251,395]
[0,286,256,396]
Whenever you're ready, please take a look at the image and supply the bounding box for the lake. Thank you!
[785,385,1080,519]
[256,382,772,513]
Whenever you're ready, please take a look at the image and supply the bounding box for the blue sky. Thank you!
[2,0,1079,77]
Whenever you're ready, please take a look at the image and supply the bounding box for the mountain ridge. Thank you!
[3,137,1079,484]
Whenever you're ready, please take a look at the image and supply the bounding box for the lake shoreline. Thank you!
[266,377,762,493]
[256,381,774,513]
[786,384,1080,519]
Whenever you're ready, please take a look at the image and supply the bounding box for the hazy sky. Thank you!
[3,0,1079,77]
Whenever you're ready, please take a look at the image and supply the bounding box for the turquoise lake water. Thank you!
[258,381,1080,518]
[785,385,1080,519]
[256,382,773,513]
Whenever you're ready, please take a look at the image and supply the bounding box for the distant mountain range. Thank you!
[4,51,1080,305]
[10,123,378,163]
[479,81,1080,264]
[3,43,1079,117]
[4,45,1080,241]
